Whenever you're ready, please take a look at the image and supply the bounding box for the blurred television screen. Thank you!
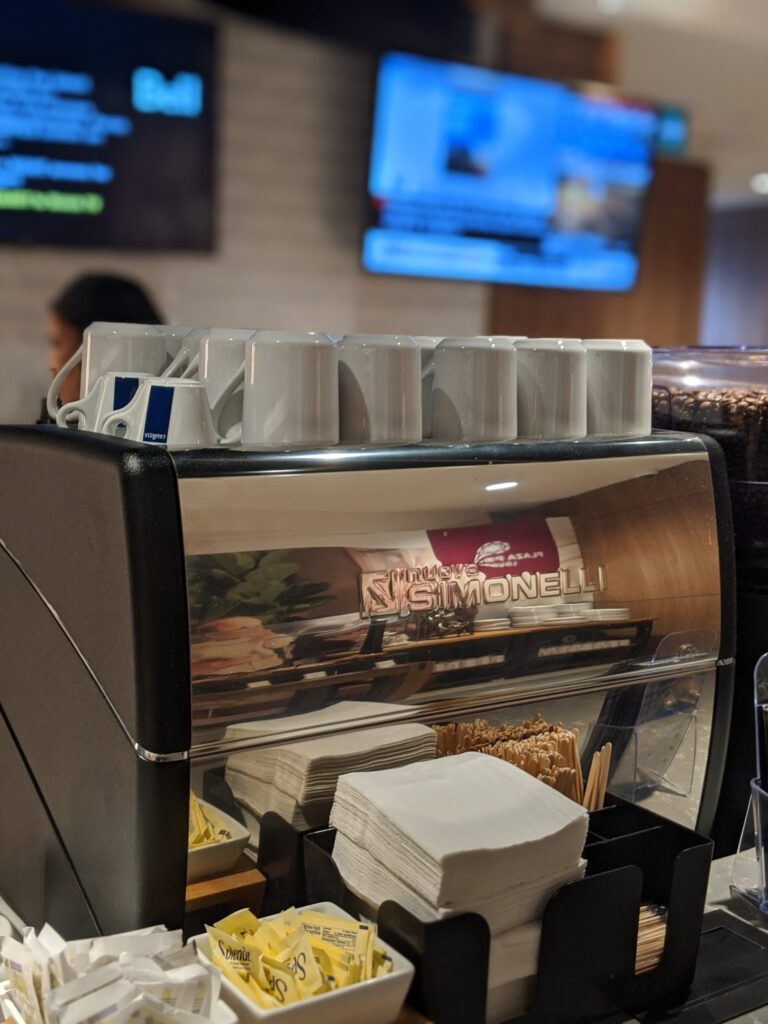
[364,52,659,292]
[0,2,215,250]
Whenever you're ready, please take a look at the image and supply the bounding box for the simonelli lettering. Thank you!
[359,562,607,617]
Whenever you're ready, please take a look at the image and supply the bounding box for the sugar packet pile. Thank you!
[329,751,589,1024]
[0,923,222,1024]
[224,712,436,845]
[204,905,392,1010]
[189,792,233,849]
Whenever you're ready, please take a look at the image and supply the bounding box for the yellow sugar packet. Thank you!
[297,911,372,962]
[243,922,283,959]
[260,956,300,1006]
[217,957,278,1010]
[246,975,281,1010]
[373,945,394,977]
[205,926,254,977]
[274,929,324,996]
[312,940,361,989]
[310,944,336,991]
[214,909,261,940]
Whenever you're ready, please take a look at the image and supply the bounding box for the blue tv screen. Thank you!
[364,53,659,292]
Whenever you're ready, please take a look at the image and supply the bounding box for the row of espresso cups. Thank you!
[50,324,652,449]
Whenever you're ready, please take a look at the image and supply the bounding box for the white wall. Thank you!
[0,3,488,423]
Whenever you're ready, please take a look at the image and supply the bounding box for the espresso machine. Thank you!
[0,426,734,937]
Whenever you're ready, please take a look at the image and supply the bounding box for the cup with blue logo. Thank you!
[56,371,153,432]
[100,378,219,449]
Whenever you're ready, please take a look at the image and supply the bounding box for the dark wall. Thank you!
[700,204,768,346]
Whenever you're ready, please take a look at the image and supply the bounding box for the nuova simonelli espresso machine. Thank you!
[0,425,734,938]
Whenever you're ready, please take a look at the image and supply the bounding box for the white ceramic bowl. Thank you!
[188,800,251,883]
[193,901,414,1024]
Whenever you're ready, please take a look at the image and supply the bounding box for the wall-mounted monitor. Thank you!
[0,2,215,250]
[364,52,659,292]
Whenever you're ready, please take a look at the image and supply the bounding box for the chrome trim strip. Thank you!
[189,655,720,759]
[133,743,188,764]
[0,536,189,766]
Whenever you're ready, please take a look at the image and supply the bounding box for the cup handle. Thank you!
[56,400,88,429]
[162,348,193,378]
[47,346,83,420]
[421,358,436,380]
[102,400,139,438]
[221,423,242,445]
[181,353,200,380]
[211,360,245,441]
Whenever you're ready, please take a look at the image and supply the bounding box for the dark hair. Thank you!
[51,273,164,333]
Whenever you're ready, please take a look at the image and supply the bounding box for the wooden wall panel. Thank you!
[489,159,710,347]
[542,461,721,643]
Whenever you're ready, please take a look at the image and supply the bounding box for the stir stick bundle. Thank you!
[433,716,612,810]
[636,903,668,974]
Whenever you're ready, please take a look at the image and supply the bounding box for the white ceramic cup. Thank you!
[56,371,154,432]
[412,337,443,438]
[215,330,339,449]
[47,322,170,420]
[101,378,219,449]
[192,328,255,441]
[427,336,519,442]
[516,338,587,440]
[337,334,422,445]
[582,339,652,437]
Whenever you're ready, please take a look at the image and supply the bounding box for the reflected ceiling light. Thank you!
[486,481,519,491]
[751,173,768,195]
[597,0,627,13]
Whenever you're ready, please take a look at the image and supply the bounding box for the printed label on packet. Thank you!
[204,927,253,976]
[273,930,324,996]
[298,911,373,978]
[259,956,300,1006]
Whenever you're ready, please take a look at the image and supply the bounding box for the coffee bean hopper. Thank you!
[653,347,767,852]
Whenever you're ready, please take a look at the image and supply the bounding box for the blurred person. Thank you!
[39,273,163,421]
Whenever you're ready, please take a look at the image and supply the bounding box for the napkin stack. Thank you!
[330,752,589,1024]
[225,715,437,847]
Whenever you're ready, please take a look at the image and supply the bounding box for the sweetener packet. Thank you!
[212,910,261,940]
[107,992,213,1024]
[25,932,56,1013]
[44,965,123,1024]
[116,956,166,984]
[296,910,372,966]
[37,925,75,987]
[139,964,214,1016]
[89,930,183,964]
[62,941,93,977]
[57,978,137,1024]
[0,936,45,1024]
[204,927,254,977]
[273,929,324,997]
[259,955,300,1006]
[156,946,199,971]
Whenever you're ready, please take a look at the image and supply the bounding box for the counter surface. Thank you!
[2,855,768,1022]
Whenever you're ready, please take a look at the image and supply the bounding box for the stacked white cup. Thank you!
[51,323,653,450]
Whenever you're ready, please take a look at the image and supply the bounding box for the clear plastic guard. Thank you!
[582,711,697,803]
[731,653,768,915]
[651,629,718,664]
[730,779,768,917]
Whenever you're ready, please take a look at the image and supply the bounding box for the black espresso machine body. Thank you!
[0,427,735,936]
